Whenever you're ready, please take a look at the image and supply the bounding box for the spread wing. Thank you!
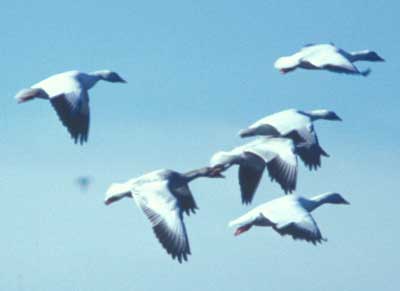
[238,153,266,205]
[133,180,191,263]
[295,126,329,170]
[303,48,360,74]
[168,182,198,215]
[274,213,325,244]
[239,124,281,138]
[249,138,298,194]
[50,89,90,145]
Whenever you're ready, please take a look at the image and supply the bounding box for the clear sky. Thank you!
[1,1,399,290]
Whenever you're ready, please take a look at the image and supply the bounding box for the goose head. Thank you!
[94,70,127,83]
[309,109,342,121]
[322,192,350,205]
[364,51,385,62]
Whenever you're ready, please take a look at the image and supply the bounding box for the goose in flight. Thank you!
[210,137,297,204]
[274,43,384,76]
[229,192,349,244]
[14,70,126,144]
[104,167,223,263]
[238,109,342,170]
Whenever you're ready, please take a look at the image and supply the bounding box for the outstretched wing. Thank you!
[274,213,325,244]
[133,180,191,263]
[249,138,298,193]
[295,126,329,170]
[238,153,266,204]
[50,89,90,145]
[238,124,281,138]
[168,182,198,215]
[303,48,361,74]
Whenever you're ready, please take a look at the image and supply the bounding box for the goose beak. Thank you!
[209,166,225,178]
[117,77,127,83]
[376,55,385,62]
[104,197,117,206]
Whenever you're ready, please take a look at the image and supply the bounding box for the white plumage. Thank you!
[229,192,349,244]
[239,109,342,170]
[104,167,223,263]
[14,70,126,144]
[210,137,298,204]
[274,43,384,76]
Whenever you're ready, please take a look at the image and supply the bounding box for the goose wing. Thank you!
[262,197,325,244]
[238,153,266,204]
[168,182,198,215]
[295,126,329,170]
[248,138,298,193]
[50,89,90,144]
[132,180,191,263]
[274,213,324,244]
[303,48,360,74]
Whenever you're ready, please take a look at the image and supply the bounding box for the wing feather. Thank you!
[238,153,266,205]
[295,127,329,170]
[50,90,90,144]
[274,214,325,244]
[133,180,191,263]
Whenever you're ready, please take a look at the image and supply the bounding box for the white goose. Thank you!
[210,137,297,204]
[238,109,342,170]
[229,192,349,244]
[274,43,384,76]
[104,167,223,263]
[14,70,126,144]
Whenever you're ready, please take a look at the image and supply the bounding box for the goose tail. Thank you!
[228,211,255,228]
[104,182,132,205]
[15,88,49,103]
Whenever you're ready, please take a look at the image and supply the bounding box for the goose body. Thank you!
[14,70,126,144]
[229,192,349,244]
[104,167,222,263]
[274,43,384,76]
[210,137,297,204]
[239,109,342,170]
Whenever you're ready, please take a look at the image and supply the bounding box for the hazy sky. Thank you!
[1,1,399,290]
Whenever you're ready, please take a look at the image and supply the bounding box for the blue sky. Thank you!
[1,1,399,290]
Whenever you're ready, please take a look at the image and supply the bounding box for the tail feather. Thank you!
[15,88,48,103]
[234,224,252,236]
[228,211,257,228]
[104,183,132,205]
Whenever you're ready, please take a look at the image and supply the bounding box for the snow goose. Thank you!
[104,167,223,263]
[229,192,349,244]
[210,137,297,204]
[274,43,384,76]
[238,109,342,170]
[14,70,126,144]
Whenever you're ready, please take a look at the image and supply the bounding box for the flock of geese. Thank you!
[14,43,384,263]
